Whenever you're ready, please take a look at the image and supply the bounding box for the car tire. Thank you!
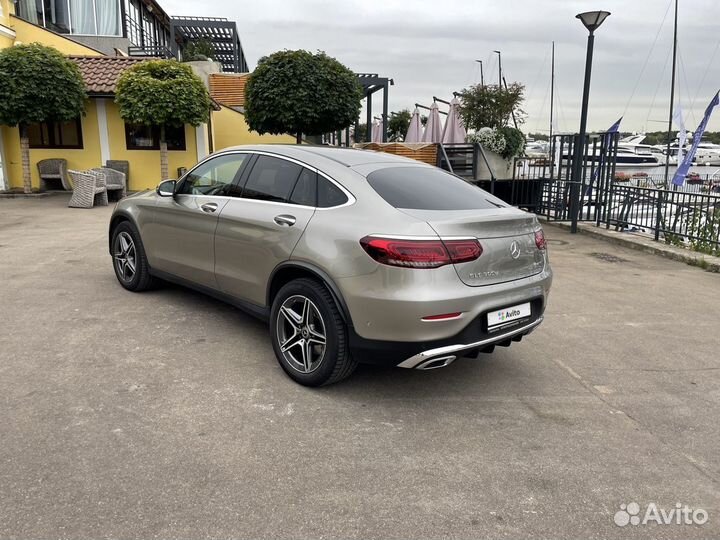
[111,221,156,292]
[270,278,357,386]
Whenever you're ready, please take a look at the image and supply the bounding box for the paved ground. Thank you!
[1,194,719,540]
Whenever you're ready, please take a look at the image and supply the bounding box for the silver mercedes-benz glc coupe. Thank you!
[109,145,552,386]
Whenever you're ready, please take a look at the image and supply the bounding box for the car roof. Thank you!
[220,144,428,168]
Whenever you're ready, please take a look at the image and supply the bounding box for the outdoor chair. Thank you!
[105,160,129,190]
[37,159,71,191]
[91,167,126,200]
[68,170,108,209]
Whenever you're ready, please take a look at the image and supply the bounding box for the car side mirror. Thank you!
[156,179,176,197]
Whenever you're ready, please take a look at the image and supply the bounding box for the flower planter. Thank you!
[474,150,512,181]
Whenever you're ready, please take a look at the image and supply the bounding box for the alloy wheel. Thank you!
[276,295,327,373]
[113,231,137,283]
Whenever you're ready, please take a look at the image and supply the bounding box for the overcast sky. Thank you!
[163,0,720,133]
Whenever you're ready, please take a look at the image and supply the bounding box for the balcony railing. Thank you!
[127,45,175,59]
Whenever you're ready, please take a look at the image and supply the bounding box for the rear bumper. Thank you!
[397,316,543,369]
[338,265,552,342]
[348,296,546,368]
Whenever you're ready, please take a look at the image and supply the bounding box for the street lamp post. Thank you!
[569,10,610,233]
[493,50,502,87]
[475,60,484,87]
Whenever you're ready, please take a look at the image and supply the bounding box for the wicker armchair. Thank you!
[91,167,126,200]
[68,170,108,208]
[37,159,71,191]
[105,160,129,190]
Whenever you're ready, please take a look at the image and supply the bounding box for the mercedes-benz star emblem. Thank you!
[509,240,521,259]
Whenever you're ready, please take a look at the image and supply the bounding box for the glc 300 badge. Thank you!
[469,270,499,279]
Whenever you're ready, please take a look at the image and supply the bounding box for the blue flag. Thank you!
[672,92,720,186]
[591,117,622,183]
[606,117,622,135]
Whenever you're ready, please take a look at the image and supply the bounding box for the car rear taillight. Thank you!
[444,239,483,263]
[535,229,547,250]
[359,236,482,269]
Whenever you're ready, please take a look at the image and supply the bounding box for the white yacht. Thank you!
[615,135,662,167]
[524,140,550,158]
[694,142,720,165]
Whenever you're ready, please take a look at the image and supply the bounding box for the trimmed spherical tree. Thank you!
[245,50,363,144]
[388,109,412,142]
[115,60,212,180]
[0,43,86,193]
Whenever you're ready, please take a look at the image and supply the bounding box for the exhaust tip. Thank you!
[415,355,457,370]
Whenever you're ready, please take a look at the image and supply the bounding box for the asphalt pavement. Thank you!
[1,194,718,539]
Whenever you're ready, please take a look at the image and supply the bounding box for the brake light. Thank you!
[359,236,482,269]
[535,229,547,250]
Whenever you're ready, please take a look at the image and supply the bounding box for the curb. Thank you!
[543,220,720,273]
[0,191,57,199]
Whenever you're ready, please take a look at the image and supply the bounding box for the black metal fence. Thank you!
[613,173,720,194]
[435,132,720,252]
[607,184,720,252]
[531,132,619,226]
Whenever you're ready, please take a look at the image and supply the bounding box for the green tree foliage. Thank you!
[245,50,363,143]
[354,123,367,143]
[388,109,411,141]
[639,131,677,146]
[623,131,720,146]
[457,83,526,131]
[183,39,215,62]
[497,126,526,160]
[0,43,86,193]
[116,60,212,179]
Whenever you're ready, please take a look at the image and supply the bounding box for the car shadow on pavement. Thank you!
[140,280,530,399]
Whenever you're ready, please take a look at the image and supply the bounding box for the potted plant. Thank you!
[456,83,527,180]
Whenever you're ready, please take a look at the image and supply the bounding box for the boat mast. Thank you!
[549,41,555,143]
[664,0,679,185]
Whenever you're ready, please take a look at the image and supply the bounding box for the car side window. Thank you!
[317,176,349,208]
[176,154,247,196]
[242,156,302,203]
[289,168,317,206]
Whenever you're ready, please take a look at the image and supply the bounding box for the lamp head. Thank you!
[576,11,610,32]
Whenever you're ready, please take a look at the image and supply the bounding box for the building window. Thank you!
[124,0,141,45]
[125,124,186,151]
[26,119,83,149]
[42,0,71,33]
[15,0,121,35]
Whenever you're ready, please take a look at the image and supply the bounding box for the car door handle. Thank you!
[274,214,296,227]
[200,202,218,213]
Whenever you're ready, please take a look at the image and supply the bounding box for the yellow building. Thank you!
[0,0,293,192]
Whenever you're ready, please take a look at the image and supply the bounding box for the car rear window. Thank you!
[366,166,503,210]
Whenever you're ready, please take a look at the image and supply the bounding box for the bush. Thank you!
[116,60,211,179]
[245,50,363,143]
[183,39,215,62]
[497,126,526,159]
[467,127,506,154]
[457,83,526,131]
[0,43,86,193]
[467,127,525,160]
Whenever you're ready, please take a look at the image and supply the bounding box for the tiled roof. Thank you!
[209,73,250,107]
[69,56,155,95]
